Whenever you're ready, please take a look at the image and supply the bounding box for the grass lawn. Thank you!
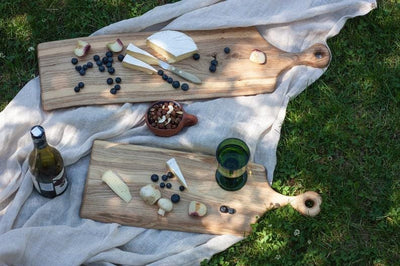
[1,0,399,265]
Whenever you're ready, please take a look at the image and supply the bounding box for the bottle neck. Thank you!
[33,136,48,149]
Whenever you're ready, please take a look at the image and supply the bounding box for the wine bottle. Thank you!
[28,125,68,198]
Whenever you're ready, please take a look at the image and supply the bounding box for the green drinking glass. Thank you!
[215,138,250,191]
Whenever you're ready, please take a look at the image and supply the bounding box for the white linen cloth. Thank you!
[0,0,376,265]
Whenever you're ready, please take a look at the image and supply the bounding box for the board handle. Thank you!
[182,113,198,127]
[288,191,322,217]
[294,43,330,68]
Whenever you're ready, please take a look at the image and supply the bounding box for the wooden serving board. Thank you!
[80,140,322,236]
[38,27,330,111]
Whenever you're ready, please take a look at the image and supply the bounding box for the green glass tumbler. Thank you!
[215,138,250,191]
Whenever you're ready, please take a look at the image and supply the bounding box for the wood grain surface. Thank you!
[80,140,322,236]
[38,27,330,111]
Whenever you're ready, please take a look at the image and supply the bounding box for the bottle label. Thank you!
[53,168,68,195]
[30,168,68,196]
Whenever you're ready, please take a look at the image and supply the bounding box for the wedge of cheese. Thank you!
[102,170,132,203]
[126,43,159,65]
[146,30,198,63]
[122,54,157,74]
[166,158,188,189]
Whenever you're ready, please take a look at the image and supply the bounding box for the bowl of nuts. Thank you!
[145,100,198,137]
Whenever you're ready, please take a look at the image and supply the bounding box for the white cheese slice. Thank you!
[122,54,157,74]
[126,43,159,65]
[146,30,198,63]
[166,158,188,189]
[102,170,132,203]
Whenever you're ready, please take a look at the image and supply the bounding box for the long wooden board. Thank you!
[80,140,322,236]
[38,27,330,111]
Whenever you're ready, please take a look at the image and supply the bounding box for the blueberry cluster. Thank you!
[151,172,178,190]
[150,172,184,204]
[94,51,116,75]
[157,70,189,91]
[74,82,85,92]
[209,58,218,73]
[72,58,94,76]
[71,51,124,94]
[106,77,122,94]
[208,47,230,73]
[219,205,236,214]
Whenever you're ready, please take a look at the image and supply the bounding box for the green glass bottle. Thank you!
[215,138,250,191]
[28,125,68,198]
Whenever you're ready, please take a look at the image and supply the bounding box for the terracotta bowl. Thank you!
[145,100,198,137]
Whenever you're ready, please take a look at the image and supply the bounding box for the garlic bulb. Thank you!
[157,198,173,216]
[139,184,161,205]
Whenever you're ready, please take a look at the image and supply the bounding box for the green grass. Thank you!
[1,0,399,265]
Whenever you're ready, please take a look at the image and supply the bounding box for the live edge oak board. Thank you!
[38,27,330,111]
[80,140,322,236]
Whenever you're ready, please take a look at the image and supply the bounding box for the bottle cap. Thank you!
[30,125,45,139]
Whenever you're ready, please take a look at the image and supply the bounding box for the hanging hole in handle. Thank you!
[305,199,315,208]
[314,50,324,59]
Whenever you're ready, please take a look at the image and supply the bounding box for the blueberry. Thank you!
[151,174,159,182]
[71,58,78,65]
[162,74,168,81]
[167,77,173,84]
[179,185,185,192]
[181,83,189,91]
[87,61,93,68]
[171,194,180,203]
[79,69,86,76]
[110,88,117,94]
[211,59,218,66]
[219,205,229,213]
[161,175,168,181]
[107,78,113,85]
[228,208,236,214]
[108,67,115,74]
[107,57,113,63]
[160,182,165,188]
[224,47,230,54]
[117,54,125,62]
[75,65,82,71]
[78,82,84,88]
[82,64,88,70]
[166,172,173,179]
[98,65,105,72]
[172,81,180,89]
[192,53,200,60]
[102,57,108,64]
[96,60,103,66]
[209,64,216,73]
[157,69,164,76]
[114,84,121,90]
[166,183,172,189]
[74,86,80,92]
[115,77,121,83]
[93,55,100,61]
[106,62,112,68]
[106,51,113,57]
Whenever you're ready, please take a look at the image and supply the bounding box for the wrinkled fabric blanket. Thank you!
[0,0,376,265]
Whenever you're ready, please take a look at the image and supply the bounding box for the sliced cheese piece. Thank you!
[122,54,157,74]
[166,158,188,189]
[126,43,159,65]
[146,30,198,63]
[101,170,132,203]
